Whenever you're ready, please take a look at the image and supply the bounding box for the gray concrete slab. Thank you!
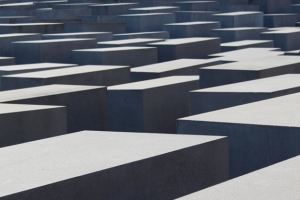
[284,49,300,56]
[90,3,139,15]
[131,58,221,82]
[72,46,157,67]
[64,22,125,34]
[129,6,180,14]
[174,11,218,22]
[34,8,92,19]
[34,0,67,9]
[0,23,65,34]
[163,21,220,38]
[0,16,36,23]
[221,40,274,52]
[190,74,300,115]
[173,1,219,11]
[250,0,292,14]
[178,91,300,178]
[97,38,164,48]
[113,31,169,40]
[199,55,300,88]
[1,65,131,90]
[0,130,228,200]
[0,103,66,147]
[53,3,97,10]
[264,14,298,28]
[42,32,112,41]
[212,27,267,43]
[108,76,199,133]
[12,38,97,64]
[216,4,260,12]
[119,13,175,32]
[0,84,107,133]
[0,57,15,66]
[212,11,263,28]
[147,37,220,62]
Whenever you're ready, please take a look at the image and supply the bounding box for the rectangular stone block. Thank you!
[0,130,228,200]
[173,1,219,11]
[0,103,66,147]
[177,92,300,178]
[163,21,220,38]
[72,46,157,67]
[0,57,15,66]
[147,37,220,62]
[0,84,107,133]
[211,27,267,43]
[131,58,221,82]
[0,16,37,23]
[12,38,97,64]
[113,31,169,40]
[108,76,199,133]
[212,11,263,28]
[1,65,130,90]
[90,3,139,15]
[216,4,259,12]
[42,32,113,42]
[53,3,96,10]
[64,22,125,34]
[284,49,300,56]
[0,23,65,34]
[264,14,298,28]
[221,40,274,52]
[34,1,67,9]
[34,8,92,19]
[174,11,218,22]
[119,13,175,32]
[129,6,180,14]
[97,38,164,48]
[79,15,119,23]
[250,0,292,14]
[199,55,300,88]
[190,74,300,115]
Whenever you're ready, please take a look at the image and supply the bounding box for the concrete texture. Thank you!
[113,31,169,40]
[0,57,15,66]
[64,22,125,34]
[1,65,130,90]
[72,46,157,67]
[12,38,97,64]
[42,32,113,41]
[147,37,220,62]
[190,74,300,115]
[129,6,179,14]
[264,14,298,28]
[173,1,219,11]
[221,40,274,52]
[108,76,199,133]
[174,11,218,22]
[0,131,229,200]
[97,38,164,48]
[34,8,92,19]
[0,23,65,34]
[0,103,66,147]
[0,84,107,132]
[131,58,221,82]
[90,3,139,15]
[249,0,292,14]
[178,92,300,178]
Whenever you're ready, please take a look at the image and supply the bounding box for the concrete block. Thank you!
[90,3,139,15]
[216,5,260,12]
[0,23,65,34]
[147,37,220,62]
[221,40,274,52]
[199,55,300,88]
[190,74,300,115]
[0,130,229,200]
[12,38,97,64]
[174,11,218,22]
[78,15,119,23]
[72,46,157,67]
[1,65,130,90]
[34,8,92,19]
[129,6,180,14]
[173,1,219,11]
[64,22,125,34]
[119,13,175,32]
[108,76,199,133]
[264,14,298,28]
[53,3,96,10]
[113,31,169,40]
[0,2,36,11]
[0,57,15,66]
[212,11,263,28]
[0,16,37,23]
[0,103,66,147]
[212,27,268,42]
[131,58,221,82]
[34,1,67,9]
[178,91,300,178]
[250,0,292,14]
[284,49,300,55]
[217,0,248,4]
[97,38,164,48]
[42,32,112,42]
[0,84,107,133]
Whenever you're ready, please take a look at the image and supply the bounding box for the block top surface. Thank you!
[114,31,167,36]
[3,65,129,78]
[165,21,219,26]
[193,74,300,93]
[179,92,300,127]
[176,155,300,200]
[148,37,219,45]
[175,1,219,4]
[73,46,156,52]
[212,27,266,31]
[108,76,199,90]
[221,40,273,47]
[119,13,174,17]
[262,29,300,34]
[0,33,40,38]
[42,32,110,36]
[0,57,14,60]
[0,84,105,102]
[90,2,138,6]
[0,103,63,114]
[13,38,96,44]
[131,58,221,73]
[0,23,63,26]
[0,2,34,6]
[213,11,262,16]
[0,130,225,198]
[0,63,76,71]
[130,6,179,10]
[97,38,163,45]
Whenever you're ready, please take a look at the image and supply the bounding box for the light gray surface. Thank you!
[97,38,164,48]
[0,84,108,132]
[221,40,274,52]
[1,65,130,90]
[108,76,199,133]
[173,1,219,11]
[0,130,229,200]
[178,92,300,178]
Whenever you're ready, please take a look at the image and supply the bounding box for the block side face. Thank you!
[131,72,160,82]
[72,51,103,65]
[12,43,41,64]
[1,77,45,91]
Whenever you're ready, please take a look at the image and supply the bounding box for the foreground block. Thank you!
[1,65,130,90]
[190,74,300,115]
[221,40,274,52]
[0,85,107,133]
[0,103,66,148]
[108,76,199,133]
[72,47,157,67]
[178,92,300,177]
[0,130,229,200]
[42,32,113,42]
